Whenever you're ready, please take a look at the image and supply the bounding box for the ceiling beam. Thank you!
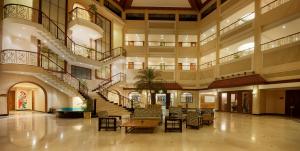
[123,0,133,9]
[188,0,200,10]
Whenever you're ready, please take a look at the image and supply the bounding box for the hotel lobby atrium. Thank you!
[0,0,300,150]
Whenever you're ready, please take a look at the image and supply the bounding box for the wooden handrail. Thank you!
[219,47,254,60]
[200,33,216,42]
[261,31,300,45]
[220,12,255,31]
[261,0,282,9]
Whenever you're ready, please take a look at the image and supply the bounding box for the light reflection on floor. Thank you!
[0,111,300,151]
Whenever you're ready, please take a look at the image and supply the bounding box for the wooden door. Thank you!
[190,63,196,71]
[237,91,243,113]
[166,93,170,109]
[286,90,300,117]
[178,63,182,70]
[7,91,15,111]
[151,93,156,105]
[128,62,134,69]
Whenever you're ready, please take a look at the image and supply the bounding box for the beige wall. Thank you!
[0,73,72,114]
[260,89,285,114]
[34,88,46,112]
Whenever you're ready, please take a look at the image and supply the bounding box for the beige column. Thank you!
[253,0,263,74]
[175,13,179,81]
[215,0,222,79]
[252,0,263,115]
[144,10,149,68]
[214,0,222,111]
[0,0,3,50]
[252,85,261,114]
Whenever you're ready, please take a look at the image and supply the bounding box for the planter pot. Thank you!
[83,112,91,119]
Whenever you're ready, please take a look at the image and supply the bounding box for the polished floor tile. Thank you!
[0,111,300,151]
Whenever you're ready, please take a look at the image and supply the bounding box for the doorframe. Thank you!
[218,90,253,114]
[7,81,48,115]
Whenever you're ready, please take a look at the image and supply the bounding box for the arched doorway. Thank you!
[7,82,47,113]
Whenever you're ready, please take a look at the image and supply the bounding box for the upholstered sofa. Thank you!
[132,106,162,122]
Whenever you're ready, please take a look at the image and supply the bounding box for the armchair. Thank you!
[186,111,202,129]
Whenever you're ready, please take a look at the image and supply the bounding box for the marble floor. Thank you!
[0,111,300,151]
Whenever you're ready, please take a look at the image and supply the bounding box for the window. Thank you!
[204,96,215,103]
[181,93,193,103]
[149,14,175,21]
[129,92,141,102]
[179,14,198,21]
[71,66,92,80]
[126,13,145,20]
[104,0,122,17]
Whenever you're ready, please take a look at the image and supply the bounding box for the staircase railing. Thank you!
[93,73,140,111]
[3,4,125,62]
[0,49,88,95]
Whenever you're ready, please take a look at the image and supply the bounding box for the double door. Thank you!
[219,91,252,114]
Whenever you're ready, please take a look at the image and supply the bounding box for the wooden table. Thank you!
[165,117,182,132]
[121,119,160,133]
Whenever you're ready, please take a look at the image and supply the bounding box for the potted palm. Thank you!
[134,68,160,105]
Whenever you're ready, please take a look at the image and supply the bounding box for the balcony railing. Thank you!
[199,60,216,70]
[200,34,216,45]
[178,42,197,47]
[261,0,290,14]
[219,47,254,63]
[0,49,88,95]
[178,65,197,71]
[220,12,255,35]
[261,32,300,51]
[125,41,145,46]
[3,4,114,62]
[148,65,175,70]
[68,7,109,29]
[148,41,176,47]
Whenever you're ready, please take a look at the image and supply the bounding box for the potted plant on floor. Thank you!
[83,97,93,119]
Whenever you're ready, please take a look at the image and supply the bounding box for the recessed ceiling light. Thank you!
[282,25,286,29]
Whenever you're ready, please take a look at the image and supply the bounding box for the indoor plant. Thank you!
[83,96,93,119]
